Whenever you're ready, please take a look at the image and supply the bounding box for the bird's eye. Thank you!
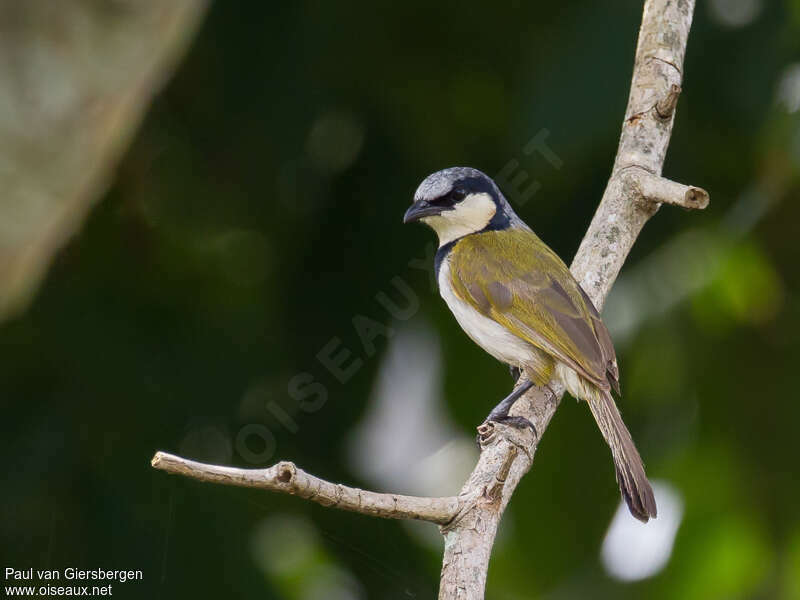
[429,188,466,206]
[429,195,452,206]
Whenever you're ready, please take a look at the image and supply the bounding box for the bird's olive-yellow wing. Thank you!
[448,228,618,391]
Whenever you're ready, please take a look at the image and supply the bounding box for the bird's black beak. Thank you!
[403,200,445,224]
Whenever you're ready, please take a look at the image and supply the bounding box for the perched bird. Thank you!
[403,167,657,522]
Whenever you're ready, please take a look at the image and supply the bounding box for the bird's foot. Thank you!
[475,379,536,446]
[476,416,537,447]
[478,413,536,434]
[489,415,536,433]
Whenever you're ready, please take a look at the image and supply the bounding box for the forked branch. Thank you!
[151,1,706,598]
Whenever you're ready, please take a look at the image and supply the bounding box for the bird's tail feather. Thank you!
[586,390,657,522]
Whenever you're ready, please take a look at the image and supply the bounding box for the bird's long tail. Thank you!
[586,390,657,522]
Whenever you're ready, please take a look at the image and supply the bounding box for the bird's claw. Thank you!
[491,415,537,435]
[475,416,537,447]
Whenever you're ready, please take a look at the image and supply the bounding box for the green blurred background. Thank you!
[2,0,800,598]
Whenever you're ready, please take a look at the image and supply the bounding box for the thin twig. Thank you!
[151,451,462,525]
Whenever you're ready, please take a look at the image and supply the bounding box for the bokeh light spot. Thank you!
[601,481,683,582]
[707,0,763,28]
[777,63,800,113]
[305,110,365,174]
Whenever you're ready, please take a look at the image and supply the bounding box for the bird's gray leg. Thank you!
[509,365,521,384]
[482,379,536,433]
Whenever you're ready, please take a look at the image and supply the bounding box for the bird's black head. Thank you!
[404,167,516,245]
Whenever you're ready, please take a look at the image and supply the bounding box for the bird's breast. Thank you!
[438,257,534,367]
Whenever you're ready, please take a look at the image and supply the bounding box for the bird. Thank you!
[403,166,657,522]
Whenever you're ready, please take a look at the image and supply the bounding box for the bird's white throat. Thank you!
[422,192,496,246]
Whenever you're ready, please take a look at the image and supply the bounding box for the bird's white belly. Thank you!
[438,260,534,367]
[438,257,596,402]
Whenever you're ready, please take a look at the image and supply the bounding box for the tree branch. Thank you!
[150,1,706,598]
[439,1,704,597]
[151,451,463,525]
[630,168,709,210]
